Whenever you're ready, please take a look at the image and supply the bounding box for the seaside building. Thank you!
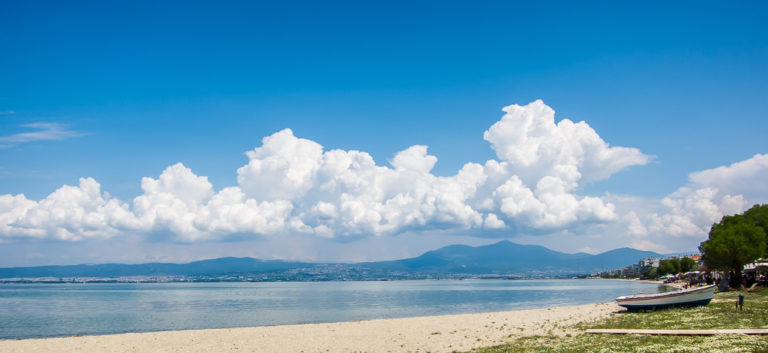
[595,254,707,279]
[744,258,768,285]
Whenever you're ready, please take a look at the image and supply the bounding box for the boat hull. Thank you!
[616,285,716,311]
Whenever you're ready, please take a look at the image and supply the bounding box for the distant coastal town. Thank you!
[594,253,768,288]
[594,253,701,279]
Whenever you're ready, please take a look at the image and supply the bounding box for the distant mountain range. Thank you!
[0,241,662,280]
[367,241,661,275]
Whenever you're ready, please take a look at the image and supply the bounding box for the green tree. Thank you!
[643,267,658,279]
[699,215,766,288]
[658,260,676,277]
[744,204,768,254]
[680,257,697,273]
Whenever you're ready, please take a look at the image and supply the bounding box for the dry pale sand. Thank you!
[0,302,621,353]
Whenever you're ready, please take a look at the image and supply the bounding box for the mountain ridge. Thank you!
[0,241,664,279]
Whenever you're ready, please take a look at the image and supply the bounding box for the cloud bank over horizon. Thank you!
[1,101,764,254]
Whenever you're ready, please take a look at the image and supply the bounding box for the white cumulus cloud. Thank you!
[622,153,766,246]
[472,100,651,230]
[689,153,768,201]
[237,129,325,201]
[483,100,651,187]
[0,100,653,242]
[0,178,134,240]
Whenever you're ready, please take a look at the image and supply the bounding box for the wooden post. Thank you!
[738,293,744,311]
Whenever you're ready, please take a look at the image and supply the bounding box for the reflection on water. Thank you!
[0,279,661,339]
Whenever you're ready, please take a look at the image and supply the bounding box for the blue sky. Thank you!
[1,1,767,266]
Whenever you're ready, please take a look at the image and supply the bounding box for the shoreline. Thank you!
[594,277,689,289]
[0,302,621,353]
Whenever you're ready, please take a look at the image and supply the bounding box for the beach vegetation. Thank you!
[700,205,767,288]
[680,257,698,273]
[470,287,768,353]
[658,259,681,277]
[643,267,658,279]
[743,204,768,254]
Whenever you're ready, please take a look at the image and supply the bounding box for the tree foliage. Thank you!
[699,204,767,288]
[680,257,697,273]
[658,259,680,277]
[643,267,658,279]
[744,204,768,253]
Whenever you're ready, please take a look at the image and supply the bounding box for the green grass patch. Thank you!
[470,288,768,353]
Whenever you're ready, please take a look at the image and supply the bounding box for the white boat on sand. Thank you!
[616,284,716,310]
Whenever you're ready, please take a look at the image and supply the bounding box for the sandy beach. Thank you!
[0,302,620,353]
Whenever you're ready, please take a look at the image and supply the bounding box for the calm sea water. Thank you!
[0,279,663,339]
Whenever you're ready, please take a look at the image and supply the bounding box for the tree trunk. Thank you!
[731,267,743,288]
